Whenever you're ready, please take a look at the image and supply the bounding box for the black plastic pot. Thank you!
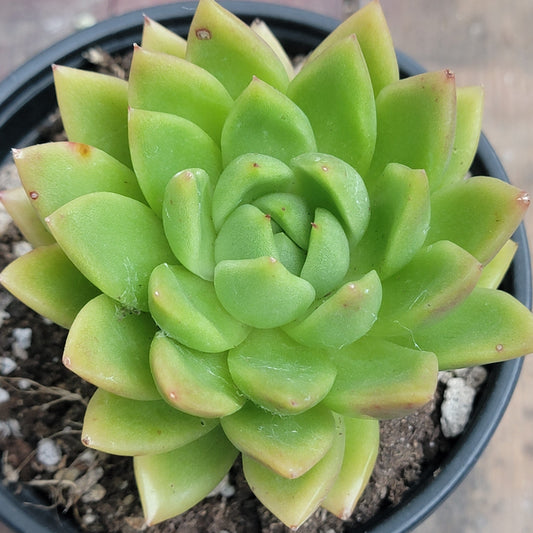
[0,3,530,532]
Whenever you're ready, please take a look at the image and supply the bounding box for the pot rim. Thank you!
[0,3,529,533]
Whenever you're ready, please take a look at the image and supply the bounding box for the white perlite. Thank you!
[440,377,477,438]
[0,388,10,403]
[37,438,62,467]
[0,357,17,375]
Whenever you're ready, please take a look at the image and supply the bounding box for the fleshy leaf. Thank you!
[129,46,232,143]
[288,35,376,176]
[372,240,482,337]
[440,86,484,187]
[13,142,145,220]
[0,243,99,328]
[283,271,382,350]
[148,263,250,353]
[408,288,533,370]
[227,329,336,414]
[291,153,370,246]
[0,187,54,247]
[53,65,131,167]
[63,294,159,400]
[477,240,518,289]
[299,207,350,297]
[150,333,244,418]
[323,337,438,419]
[45,192,175,312]
[242,414,345,529]
[425,176,529,265]
[141,16,187,58]
[129,108,221,216]
[308,0,398,97]
[214,256,315,328]
[212,153,295,231]
[221,402,336,478]
[351,163,430,279]
[134,426,238,525]
[82,388,218,456]
[322,417,379,519]
[222,77,316,167]
[367,70,456,189]
[273,233,306,276]
[186,0,289,98]
[163,169,216,281]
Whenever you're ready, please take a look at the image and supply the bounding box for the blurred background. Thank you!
[1,1,532,531]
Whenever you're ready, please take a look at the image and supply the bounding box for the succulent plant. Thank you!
[1,0,533,529]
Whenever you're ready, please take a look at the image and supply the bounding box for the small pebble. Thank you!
[0,419,21,438]
[81,483,106,503]
[12,241,32,257]
[17,378,31,390]
[0,388,10,403]
[207,474,235,498]
[12,327,32,350]
[37,438,62,467]
[440,377,476,438]
[0,357,17,375]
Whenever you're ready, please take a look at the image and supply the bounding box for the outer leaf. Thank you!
[82,389,218,456]
[288,35,376,176]
[409,288,533,370]
[150,334,244,418]
[212,153,295,231]
[186,0,289,98]
[0,187,55,247]
[134,426,238,525]
[367,70,456,189]
[324,337,438,419]
[284,271,382,350]
[45,192,175,312]
[13,142,145,220]
[53,65,131,167]
[227,329,336,414]
[129,46,232,143]
[221,77,316,166]
[163,168,216,281]
[63,294,159,400]
[129,108,221,216]
[242,414,345,529]
[141,16,187,58]
[322,417,379,519]
[148,263,250,353]
[308,0,398,97]
[371,241,482,337]
[477,240,517,289]
[221,402,336,479]
[214,256,315,328]
[426,176,529,265]
[352,163,430,279]
[0,243,99,328]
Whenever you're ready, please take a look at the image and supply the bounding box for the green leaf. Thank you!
[150,334,244,418]
[141,16,187,58]
[291,153,370,246]
[163,169,216,281]
[82,388,218,456]
[222,402,336,478]
[13,142,145,220]
[371,240,482,337]
[129,108,222,217]
[53,65,131,167]
[45,192,175,312]
[283,271,382,350]
[227,329,336,414]
[322,417,379,519]
[148,263,250,353]
[352,163,430,279]
[214,256,315,328]
[0,187,54,247]
[308,0,398,97]
[408,288,533,370]
[186,0,289,98]
[221,77,316,166]
[212,153,296,231]
[134,426,238,525]
[367,70,456,189]
[242,414,345,529]
[63,294,159,400]
[129,46,232,143]
[323,337,438,419]
[425,176,529,265]
[477,240,517,289]
[273,232,306,276]
[288,35,376,176]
